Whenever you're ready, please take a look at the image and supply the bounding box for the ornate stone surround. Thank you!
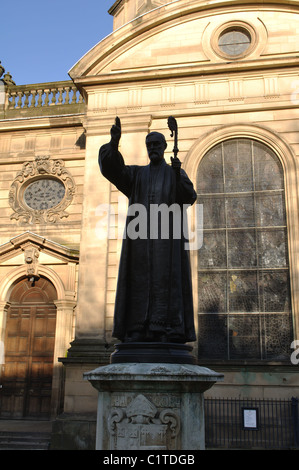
[9,155,76,224]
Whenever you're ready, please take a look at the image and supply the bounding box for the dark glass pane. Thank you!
[260,271,290,312]
[253,142,284,190]
[226,195,255,227]
[258,229,288,268]
[197,144,223,193]
[24,178,65,210]
[198,273,227,313]
[199,231,226,268]
[263,314,293,360]
[256,193,286,227]
[228,230,257,268]
[223,139,253,192]
[201,196,226,229]
[218,29,251,56]
[221,42,247,55]
[229,315,260,359]
[229,271,258,312]
[197,314,228,359]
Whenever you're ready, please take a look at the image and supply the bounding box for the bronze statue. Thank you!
[99,117,197,344]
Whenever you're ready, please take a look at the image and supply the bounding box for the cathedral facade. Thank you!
[1,0,299,449]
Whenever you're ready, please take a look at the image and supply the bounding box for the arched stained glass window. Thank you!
[197,138,293,360]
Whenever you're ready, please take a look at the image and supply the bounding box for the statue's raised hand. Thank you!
[110,116,121,149]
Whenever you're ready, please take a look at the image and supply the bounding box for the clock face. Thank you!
[24,178,66,210]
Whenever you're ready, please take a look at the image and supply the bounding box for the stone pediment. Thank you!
[0,232,79,266]
[69,0,209,81]
[69,0,299,85]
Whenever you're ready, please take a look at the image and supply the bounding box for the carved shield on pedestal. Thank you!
[108,394,180,450]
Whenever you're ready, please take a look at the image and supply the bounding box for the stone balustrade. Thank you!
[1,80,85,118]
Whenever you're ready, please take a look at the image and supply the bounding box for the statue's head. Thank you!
[146,132,167,164]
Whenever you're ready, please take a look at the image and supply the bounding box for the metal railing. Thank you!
[205,397,299,449]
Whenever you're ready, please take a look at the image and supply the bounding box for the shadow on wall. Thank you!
[0,341,4,365]
[0,82,4,106]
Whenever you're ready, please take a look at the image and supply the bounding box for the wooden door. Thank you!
[0,277,57,419]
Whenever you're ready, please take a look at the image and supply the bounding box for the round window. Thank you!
[24,178,65,210]
[211,22,257,60]
[218,27,251,57]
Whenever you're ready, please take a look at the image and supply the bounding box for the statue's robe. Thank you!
[99,142,197,343]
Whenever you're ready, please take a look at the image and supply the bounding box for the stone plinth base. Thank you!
[84,362,223,450]
[111,342,196,364]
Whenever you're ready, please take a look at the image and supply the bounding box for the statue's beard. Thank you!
[149,154,163,165]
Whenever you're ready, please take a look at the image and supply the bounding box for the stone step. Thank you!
[0,431,51,450]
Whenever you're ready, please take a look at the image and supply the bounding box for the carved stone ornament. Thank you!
[108,394,180,450]
[9,155,75,224]
[23,245,40,277]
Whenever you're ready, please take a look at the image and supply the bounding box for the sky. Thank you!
[1,0,114,86]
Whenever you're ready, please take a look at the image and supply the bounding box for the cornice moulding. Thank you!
[0,114,85,132]
[0,231,79,263]
[72,56,299,88]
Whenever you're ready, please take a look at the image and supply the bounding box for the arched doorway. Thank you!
[0,276,57,419]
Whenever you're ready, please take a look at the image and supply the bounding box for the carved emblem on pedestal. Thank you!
[108,394,180,450]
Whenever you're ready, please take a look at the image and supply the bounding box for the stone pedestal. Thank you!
[84,360,223,450]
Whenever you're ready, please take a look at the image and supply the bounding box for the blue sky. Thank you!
[1,0,114,85]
